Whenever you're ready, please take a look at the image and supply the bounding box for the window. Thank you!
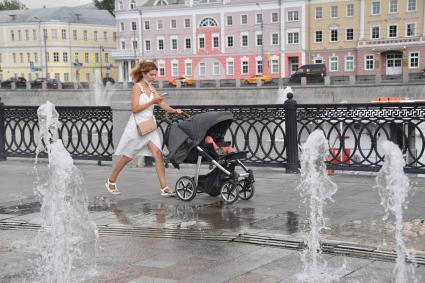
[256,33,263,46]
[132,22,137,31]
[331,6,338,18]
[288,32,299,44]
[389,25,397,37]
[130,0,136,9]
[10,30,14,41]
[406,23,416,36]
[271,12,278,23]
[43,29,48,39]
[227,36,234,47]
[372,1,380,15]
[145,40,151,51]
[63,52,68,63]
[121,41,126,49]
[256,60,263,74]
[61,29,66,39]
[346,28,354,40]
[26,52,30,62]
[271,59,279,74]
[73,30,77,40]
[389,0,398,13]
[12,53,16,63]
[104,31,108,41]
[256,14,262,24]
[241,34,248,47]
[407,0,416,11]
[171,38,177,50]
[241,14,248,25]
[94,31,98,41]
[53,52,59,62]
[55,73,60,81]
[158,63,165,77]
[85,53,89,63]
[199,36,205,49]
[32,29,37,40]
[86,73,90,82]
[64,73,69,82]
[288,11,299,21]
[185,62,192,76]
[226,59,234,75]
[105,53,109,63]
[113,32,116,41]
[132,40,138,49]
[199,17,218,27]
[25,30,29,40]
[158,39,164,50]
[226,15,232,25]
[184,18,191,28]
[199,62,206,76]
[346,4,354,17]
[271,33,279,45]
[365,55,374,70]
[157,20,163,30]
[315,7,323,19]
[172,62,178,77]
[330,56,338,72]
[409,52,419,68]
[18,30,21,41]
[144,21,150,30]
[118,0,123,10]
[184,38,192,49]
[46,52,49,62]
[212,34,219,48]
[371,26,380,39]
[331,29,338,42]
[315,31,323,43]
[95,53,99,63]
[51,29,57,39]
[171,19,177,29]
[120,22,124,31]
[34,52,38,63]
[83,30,88,40]
[19,53,23,63]
[345,56,354,71]
[213,62,220,75]
[241,60,249,74]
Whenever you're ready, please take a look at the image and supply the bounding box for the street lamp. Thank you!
[99,45,104,79]
[256,3,264,74]
[33,17,46,78]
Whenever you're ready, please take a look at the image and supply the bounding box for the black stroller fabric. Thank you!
[164,111,233,167]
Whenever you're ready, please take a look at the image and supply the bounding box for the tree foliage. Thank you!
[0,0,26,10]
[94,0,115,16]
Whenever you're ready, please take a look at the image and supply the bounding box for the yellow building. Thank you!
[0,7,118,82]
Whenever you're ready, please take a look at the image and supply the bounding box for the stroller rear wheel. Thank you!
[220,181,239,204]
[175,176,197,201]
[238,180,255,200]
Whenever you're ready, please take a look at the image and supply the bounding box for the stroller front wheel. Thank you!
[175,176,197,201]
[220,181,239,204]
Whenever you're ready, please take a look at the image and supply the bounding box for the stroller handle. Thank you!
[164,111,190,124]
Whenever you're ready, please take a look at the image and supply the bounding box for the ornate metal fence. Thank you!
[0,105,113,162]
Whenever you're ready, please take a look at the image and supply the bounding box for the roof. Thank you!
[0,7,115,25]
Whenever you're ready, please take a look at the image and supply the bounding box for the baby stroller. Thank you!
[164,111,255,204]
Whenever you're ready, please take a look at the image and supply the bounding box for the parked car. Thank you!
[243,74,273,84]
[289,64,326,83]
[102,77,115,85]
[31,78,60,89]
[168,76,194,86]
[1,77,27,88]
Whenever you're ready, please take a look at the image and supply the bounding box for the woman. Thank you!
[105,60,182,196]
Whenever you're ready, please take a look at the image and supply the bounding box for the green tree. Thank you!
[0,0,26,10]
[94,0,115,16]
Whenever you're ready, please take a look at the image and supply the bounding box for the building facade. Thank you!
[113,0,425,82]
[0,7,118,82]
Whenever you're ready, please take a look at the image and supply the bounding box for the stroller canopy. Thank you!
[165,111,233,166]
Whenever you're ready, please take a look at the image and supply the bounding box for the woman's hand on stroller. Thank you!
[174,109,183,114]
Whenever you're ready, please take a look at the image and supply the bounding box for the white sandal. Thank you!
[105,179,122,195]
[160,186,175,197]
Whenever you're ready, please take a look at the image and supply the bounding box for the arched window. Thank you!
[129,0,137,10]
[154,0,169,5]
[199,17,218,27]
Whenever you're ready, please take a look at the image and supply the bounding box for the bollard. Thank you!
[176,80,182,88]
[349,75,356,85]
[11,82,16,90]
[215,79,220,88]
[256,79,262,87]
[236,78,241,88]
[26,81,31,90]
[158,80,164,89]
[0,98,6,161]
[324,76,331,85]
[43,81,48,89]
[284,92,299,173]
[301,77,307,86]
[144,156,154,167]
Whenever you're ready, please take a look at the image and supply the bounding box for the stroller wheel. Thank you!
[175,176,197,201]
[220,181,239,204]
[238,181,255,200]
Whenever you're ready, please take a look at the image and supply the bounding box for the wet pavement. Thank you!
[0,160,425,282]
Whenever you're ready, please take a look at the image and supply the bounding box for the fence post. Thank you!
[284,92,299,173]
[0,98,6,161]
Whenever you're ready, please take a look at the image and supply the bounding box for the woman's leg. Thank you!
[108,155,132,190]
[147,142,167,190]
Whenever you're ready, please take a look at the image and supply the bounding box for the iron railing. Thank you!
[1,105,113,162]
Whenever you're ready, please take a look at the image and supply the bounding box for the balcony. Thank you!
[111,49,140,60]
[358,36,425,48]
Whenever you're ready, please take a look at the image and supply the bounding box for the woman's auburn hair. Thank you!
[130,60,158,82]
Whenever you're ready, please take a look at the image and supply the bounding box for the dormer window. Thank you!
[129,0,136,10]
[9,14,17,21]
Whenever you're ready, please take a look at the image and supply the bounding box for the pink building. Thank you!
[112,0,306,82]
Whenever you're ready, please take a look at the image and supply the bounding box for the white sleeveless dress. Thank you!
[114,83,162,158]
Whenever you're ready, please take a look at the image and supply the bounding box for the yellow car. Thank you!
[243,74,273,84]
[168,76,194,86]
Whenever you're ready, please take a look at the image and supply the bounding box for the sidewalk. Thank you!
[0,159,424,282]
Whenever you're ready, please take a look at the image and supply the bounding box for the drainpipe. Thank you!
[278,0,282,80]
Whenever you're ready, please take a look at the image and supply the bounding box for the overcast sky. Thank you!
[20,0,92,9]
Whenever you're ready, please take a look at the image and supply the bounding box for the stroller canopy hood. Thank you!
[165,111,233,165]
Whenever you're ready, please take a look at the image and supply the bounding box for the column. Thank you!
[118,61,124,82]
[127,60,132,82]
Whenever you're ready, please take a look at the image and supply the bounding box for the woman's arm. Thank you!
[150,85,182,113]
[131,84,163,113]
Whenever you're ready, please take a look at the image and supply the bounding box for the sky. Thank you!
[20,0,92,9]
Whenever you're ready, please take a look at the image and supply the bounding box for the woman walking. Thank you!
[106,60,182,196]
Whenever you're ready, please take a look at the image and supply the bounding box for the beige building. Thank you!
[0,7,118,82]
